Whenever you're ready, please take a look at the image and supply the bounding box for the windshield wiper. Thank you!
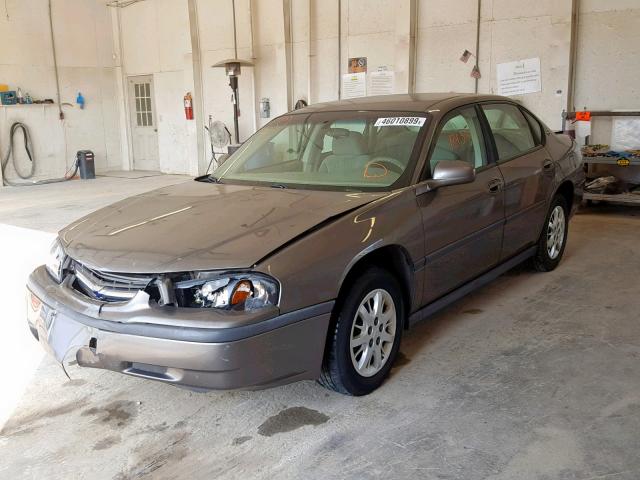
[195,174,223,184]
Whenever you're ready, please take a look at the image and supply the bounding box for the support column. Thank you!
[187,0,207,174]
[110,5,133,171]
[408,0,418,94]
[567,0,580,113]
[307,0,314,103]
[394,0,416,94]
[283,0,294,111]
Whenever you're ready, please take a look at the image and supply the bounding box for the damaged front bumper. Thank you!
[26,266,332,390]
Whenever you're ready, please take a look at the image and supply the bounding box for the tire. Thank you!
[318,267,404,396]
[532,194,569,272]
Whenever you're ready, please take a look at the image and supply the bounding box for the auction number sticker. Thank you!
[375,116,426,127]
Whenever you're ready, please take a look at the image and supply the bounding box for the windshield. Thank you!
[212,111,429,191]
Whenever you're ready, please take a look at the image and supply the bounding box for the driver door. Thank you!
[417,105,506,304]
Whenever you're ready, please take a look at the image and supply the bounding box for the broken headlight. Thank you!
[45,238,68,284]
[174,272,279,311]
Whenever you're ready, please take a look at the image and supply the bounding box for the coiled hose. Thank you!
[1,122,78,187]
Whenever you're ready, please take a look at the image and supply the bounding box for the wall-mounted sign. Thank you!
[369,70,394,96]
[348,57,367,73]
[342,72,366,99]
[497,57,541,96]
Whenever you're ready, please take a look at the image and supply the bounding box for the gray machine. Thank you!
[76,150,95,180]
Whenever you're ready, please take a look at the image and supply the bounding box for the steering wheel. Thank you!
[364,157,405,176]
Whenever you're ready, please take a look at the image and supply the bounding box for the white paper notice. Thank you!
[342,72,366,99]
[369,70,395,96]
[497,58,542,96]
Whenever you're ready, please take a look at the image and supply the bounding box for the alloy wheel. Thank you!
[547,205,566,260]
[349,289,397,377]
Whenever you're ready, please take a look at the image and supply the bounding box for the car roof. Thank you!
[291,93,510,116]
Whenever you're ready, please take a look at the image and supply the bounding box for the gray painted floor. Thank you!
[1,176,639,479]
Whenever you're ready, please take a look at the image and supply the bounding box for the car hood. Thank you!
[60,181,386,273]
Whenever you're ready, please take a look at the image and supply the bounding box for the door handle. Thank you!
[487,178,503,193]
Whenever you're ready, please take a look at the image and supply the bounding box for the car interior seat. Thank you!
[320,130,371,176]
[373,127,415,167]
[430,130,476,172]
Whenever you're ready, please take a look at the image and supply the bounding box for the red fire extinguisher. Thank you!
[184,92,193,120]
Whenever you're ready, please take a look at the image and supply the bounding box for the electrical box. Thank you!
[260,98,270,118]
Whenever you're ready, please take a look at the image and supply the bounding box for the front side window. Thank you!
[213,112,428,191]
[430,106,487,174]
[482,104,536,160]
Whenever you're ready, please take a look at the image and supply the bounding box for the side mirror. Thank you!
[426,160,475,190]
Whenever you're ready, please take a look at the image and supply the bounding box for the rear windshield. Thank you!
[213,111,429,191]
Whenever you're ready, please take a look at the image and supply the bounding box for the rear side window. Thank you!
[481,104,536,161]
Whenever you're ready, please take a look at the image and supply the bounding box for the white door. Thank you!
[128,75,160,171]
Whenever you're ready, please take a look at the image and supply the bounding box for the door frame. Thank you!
[127,74,160,172]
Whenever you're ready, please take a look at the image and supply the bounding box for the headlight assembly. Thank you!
[173,272,279,311]
[46,238,68,283]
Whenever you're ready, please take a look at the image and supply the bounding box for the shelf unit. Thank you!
[567,110,640,206]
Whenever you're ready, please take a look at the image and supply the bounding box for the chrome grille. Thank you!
[71,261,155,302]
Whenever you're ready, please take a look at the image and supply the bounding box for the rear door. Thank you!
[480,103,553,260]
[418,105,505,304]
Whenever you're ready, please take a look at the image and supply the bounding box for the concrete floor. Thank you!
[0,176,639,479]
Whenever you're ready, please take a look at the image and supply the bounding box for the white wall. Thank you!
[198,0,256,139]
[0,0,122,182]
[308,0,340,103]
[571,0,640,145]
[118,0,198,175]
[4,0,640,181]
[115,0,640,174]
[574,0,640,111]
[415,0,572,130]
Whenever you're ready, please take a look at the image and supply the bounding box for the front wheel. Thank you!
[318,267,403,396]
[532,195,569,272]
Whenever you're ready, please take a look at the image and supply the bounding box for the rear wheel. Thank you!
[532,195,569,272]
[318,267,403,395]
